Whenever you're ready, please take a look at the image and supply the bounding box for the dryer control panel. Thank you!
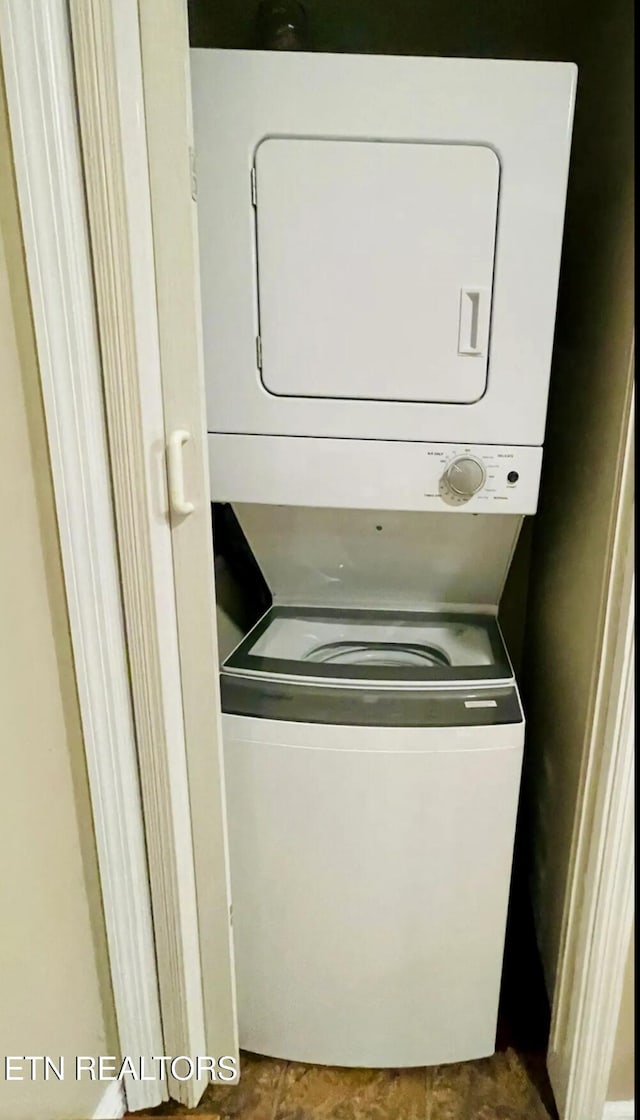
[434,448,532,507]
[209,435,543,514]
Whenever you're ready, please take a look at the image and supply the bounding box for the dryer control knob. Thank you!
[443,455,487,499]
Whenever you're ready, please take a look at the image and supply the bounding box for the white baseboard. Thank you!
[603,1102,634,1119]
[93,1081,126,1119]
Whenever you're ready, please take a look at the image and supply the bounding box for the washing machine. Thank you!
[218,503,526,1067]
[190,45,577,1069]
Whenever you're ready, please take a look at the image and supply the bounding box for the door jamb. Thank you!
[547,376,635,1120]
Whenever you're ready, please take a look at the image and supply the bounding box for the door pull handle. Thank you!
[458,286,490,356]
[167,429,195,517]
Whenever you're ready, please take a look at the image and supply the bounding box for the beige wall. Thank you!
[0,64,117,1120]
[607,927,635,1102]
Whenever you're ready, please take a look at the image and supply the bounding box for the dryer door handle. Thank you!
[458,286,490,356]
[167,429,195,517]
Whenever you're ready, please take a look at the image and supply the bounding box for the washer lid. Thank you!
[254,138,499,405]
[221,674,523,727]
[232,504,522,612]
[223,605,513,688]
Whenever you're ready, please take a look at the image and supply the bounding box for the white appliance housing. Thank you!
[191,46,576,1071]
[208,438,543,513]
[191,49,576,449]
[228,503,524,611]
[217,504,527,1066]
[222,696,523,1067]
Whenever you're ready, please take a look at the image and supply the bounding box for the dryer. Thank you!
[191,49,576,452]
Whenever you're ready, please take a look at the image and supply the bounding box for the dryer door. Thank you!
[254,138,499,405]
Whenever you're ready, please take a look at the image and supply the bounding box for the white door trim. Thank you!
[548,378,635,1120]
[0,1,166,1113]
[602,1104,635,1120]
[92,1081,126,1119]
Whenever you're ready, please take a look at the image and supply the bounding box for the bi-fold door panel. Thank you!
[254,138,499,405]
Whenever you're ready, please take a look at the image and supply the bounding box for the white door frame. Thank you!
[547,377,635,1120]
[0,1,164,1114]
[0,3,633,1118]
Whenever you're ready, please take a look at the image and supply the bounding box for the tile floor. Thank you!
[132,1044,557,1120]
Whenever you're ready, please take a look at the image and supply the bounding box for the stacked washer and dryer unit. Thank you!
[191,50,576,1068]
